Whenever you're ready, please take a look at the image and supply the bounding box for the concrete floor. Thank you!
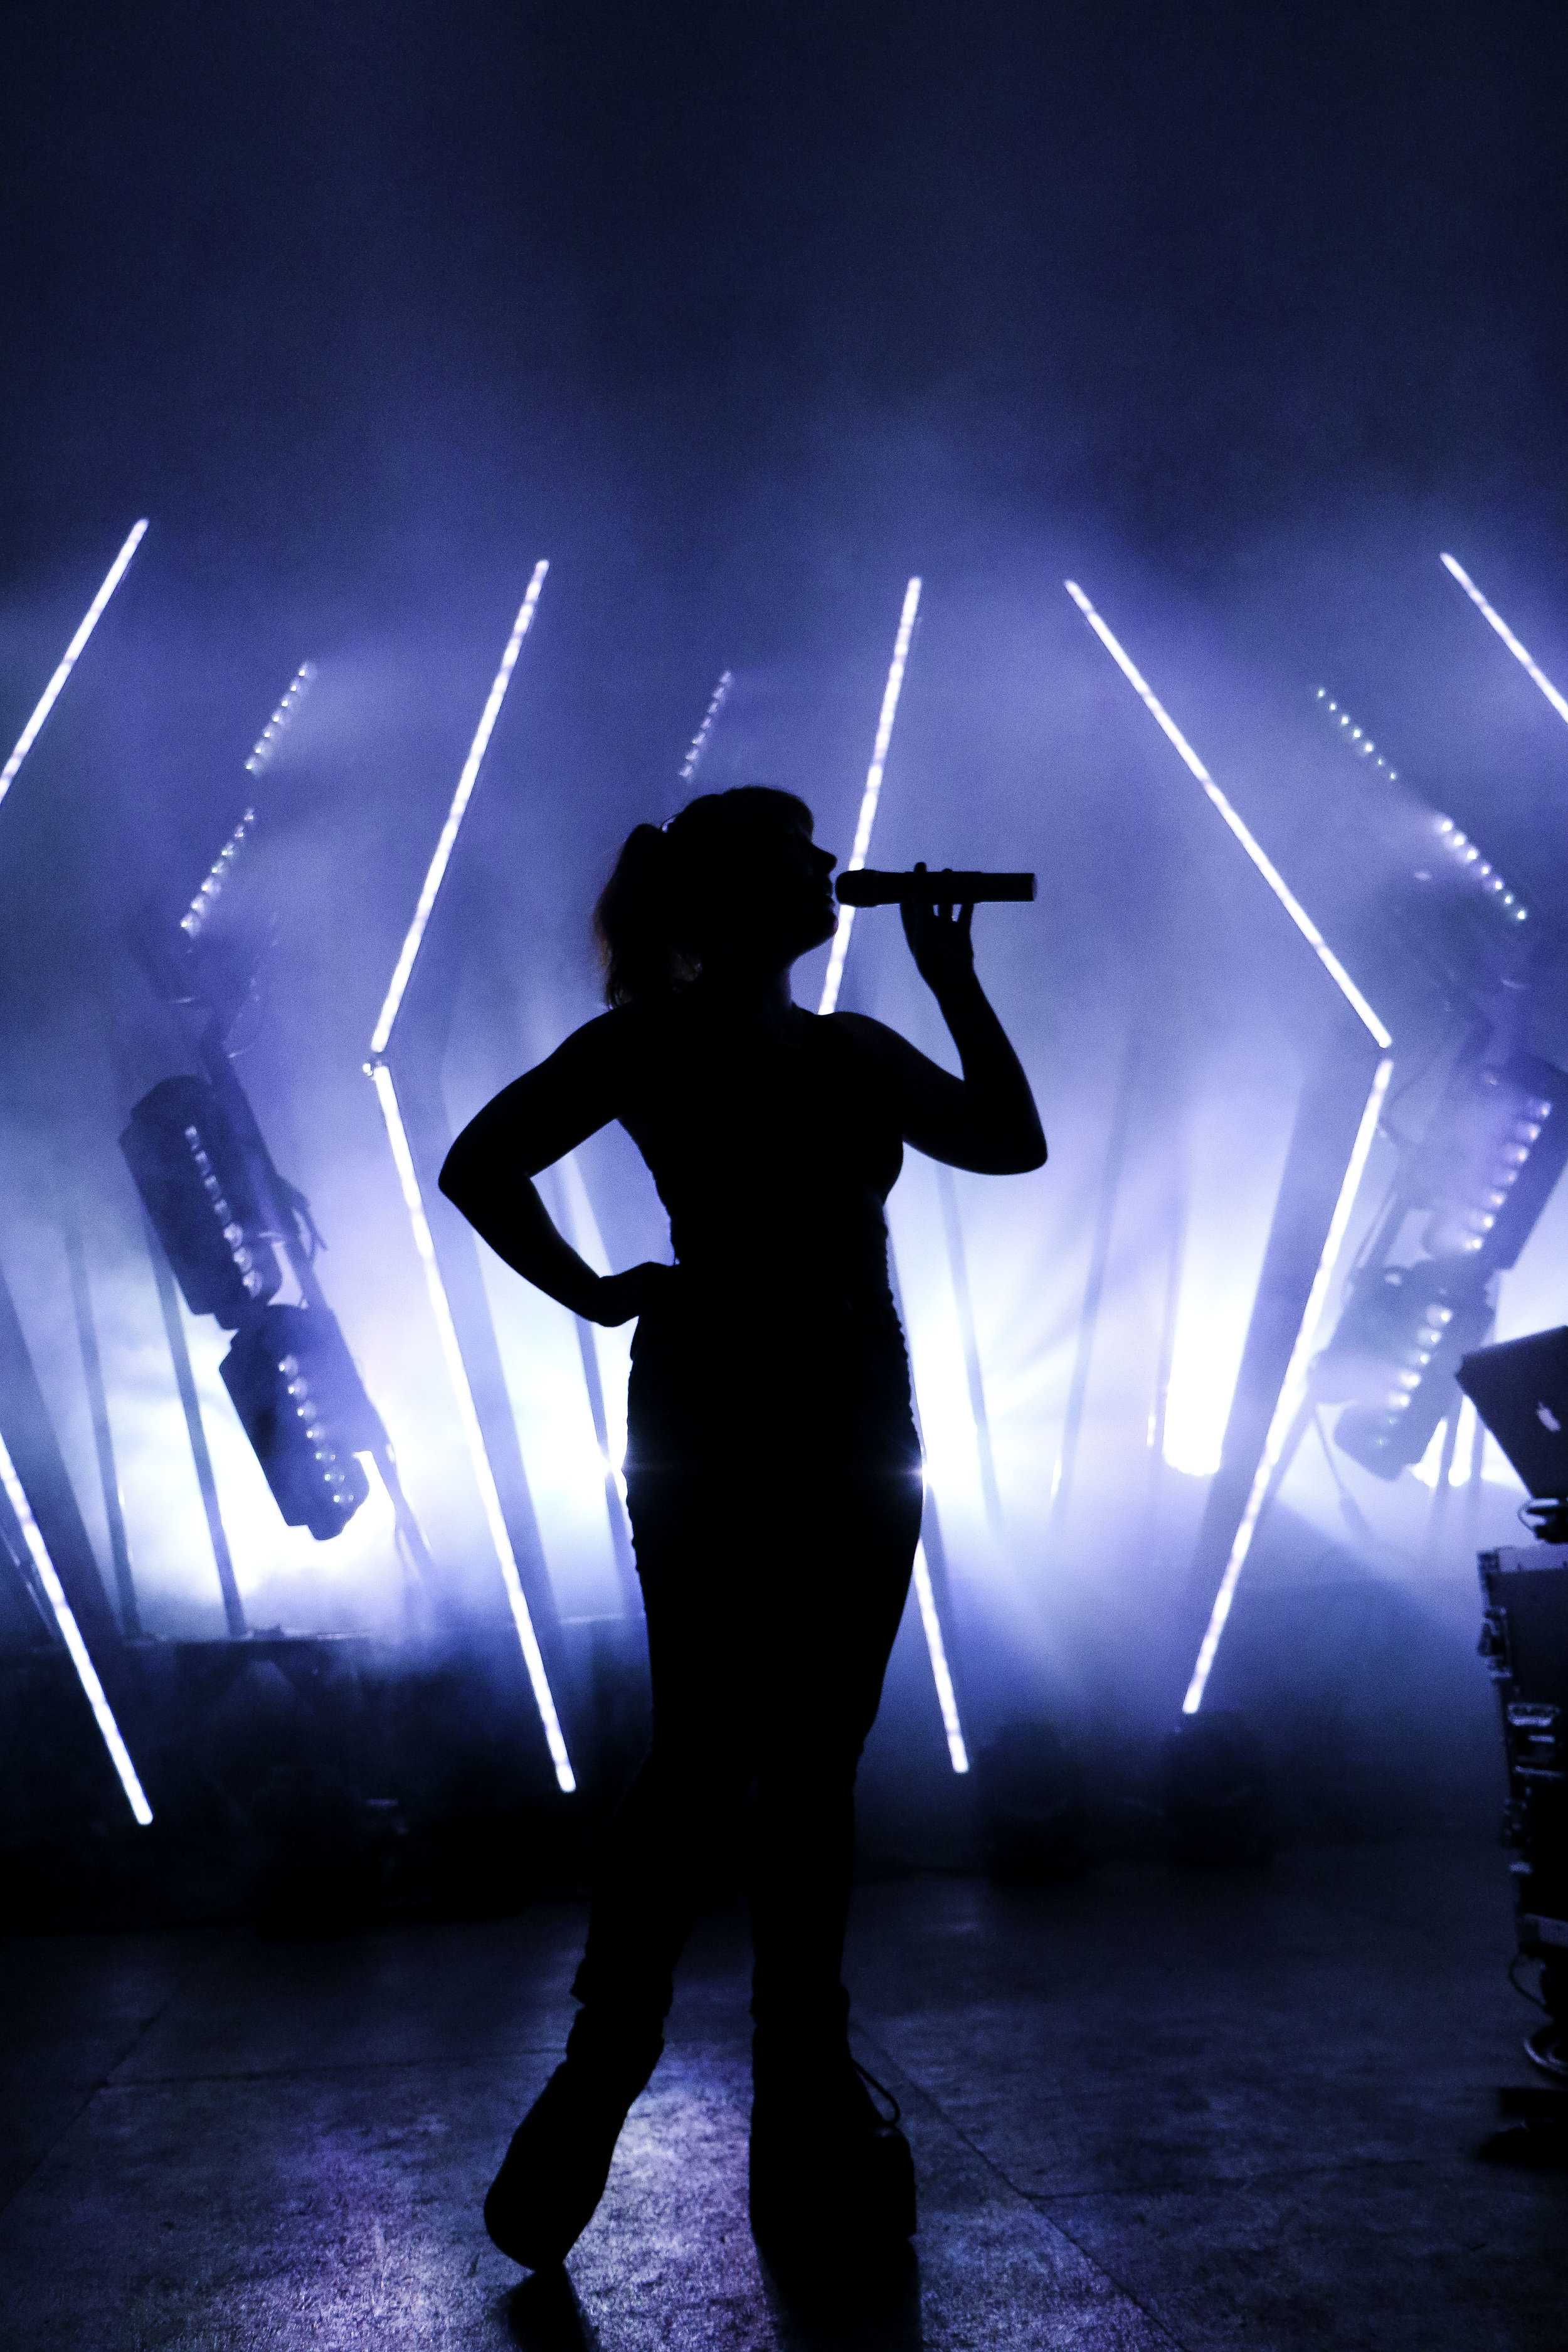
[1,1836,1564,2351]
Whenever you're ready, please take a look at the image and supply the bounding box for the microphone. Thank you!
[835,868,1036,908]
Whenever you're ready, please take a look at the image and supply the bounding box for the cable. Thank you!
[1510,1954,1549,2013]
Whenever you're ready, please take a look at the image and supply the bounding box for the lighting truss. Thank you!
[1065,583,1391,1052]
[369,1063,575,1791]
[0,520,149,815]
[1065,580,1395,1714]
[366,563,574,1791]
[1441,553,1568,734]
[370,563,549,1059]
[0,1424,152,1824]
[1181,1054,1393,1712]
[678,670,733,785]
[818,576,922,1018]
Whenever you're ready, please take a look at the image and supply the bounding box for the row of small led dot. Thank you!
[1448,1094,1553,1251]
[181,808,257,939]
[244,662,317,779]
[181,1120,270,1298]
[1432,817,1528,921]
[277,1349,356,1509]
[1380,1300,1458,1412]
[1314,687,1399,777]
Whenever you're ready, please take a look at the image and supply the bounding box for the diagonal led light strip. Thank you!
[678,670,733,785]
[1064,581,1391,1050]
[1440,553,1568,733]
[0,1425,152,1823]
[368,1062,575,1791]
[819,577,922,1018]
[1182,1054,1393,1713]
[812,575,968,1772]
[0,520,149,813]
[370,561,548,1058]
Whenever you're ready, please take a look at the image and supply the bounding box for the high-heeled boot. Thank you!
[483,2013,663,2269]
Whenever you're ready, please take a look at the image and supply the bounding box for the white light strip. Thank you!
[245,661,317,777]
[1440,552,1568,732]
[913,1540,970,1773]
[0,519,149,813]
[368,1060,575,1792]
[369,561,549,1057]
[678,670,733,783]
[818,576,922,1018]
[1182,1054,1394,1714]
[0,1426,152,1824]
[1066,581,1392,1050]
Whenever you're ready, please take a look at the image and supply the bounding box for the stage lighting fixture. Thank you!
[369,561,548,1059]
[0,1425,152,1825]
[912,1542,969,1774]
[1429,816,1530,924]
[179,807,258,943]
[120,1076,282,1326]
[1066,582,1391,1050]
[1417,1056,1566,1268]
[0,519,148,815]
[819,576,922,1019]
[1313,687,1397,777]
[1441,553,1568,734]
[1322,1261,1494,1479]
[218,1305,373,1539]
[678,670,733,784]
[243,662,316,778]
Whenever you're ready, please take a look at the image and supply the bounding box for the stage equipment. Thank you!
[140,1202,246,1633]
[220,1306,373,1539]
[0,1424,152,1825]
[243,662,315,779]
[813,576,972,1776]
[818,576,921,1019]
[0,519,147,813]
[364,562,575,1795]
[677,670,733,784]
[835,868,1036,907]
[1311,687,1400,778]
[1441,553,1568,734]
[1064,579,1395,1719]
[1476,1544,1568,2080]
[1323,1261,1493,1478]
[120,1076,282,1324]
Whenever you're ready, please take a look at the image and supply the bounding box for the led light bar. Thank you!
[370,561,549,1058]
[1312,688,1399,779]
[1066,581,1391,1050]
[1441,553,1568,733]
[367,1062,575,1791]
[818,576,922,1019]
[0,519,149,814]
[0,1425,152,1824]
[678,670,733,784]
[1182,1054,1394,1713]
[245,662,317,778]
[913,1541,970,1773]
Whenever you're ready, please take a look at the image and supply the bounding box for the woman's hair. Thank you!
[594,784,813,1007]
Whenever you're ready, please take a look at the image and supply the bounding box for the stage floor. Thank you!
[1,1835,1563,2350]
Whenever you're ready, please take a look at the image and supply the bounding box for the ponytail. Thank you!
[593,785,815,1008]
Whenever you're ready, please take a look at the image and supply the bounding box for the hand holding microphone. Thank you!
[834,863,1035,997]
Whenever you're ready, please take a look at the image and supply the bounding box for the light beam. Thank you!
[1181,1053,1394,1714]
[1440,553,1568,733]
[367,1062,575,1791]
[370,562,548,1058]
[1064,581,1391,1049]
[0,520,149,815]
[0,1426,152,1824]
[818,577,921,1019]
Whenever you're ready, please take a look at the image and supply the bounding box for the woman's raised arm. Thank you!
[438,1012,668,1325]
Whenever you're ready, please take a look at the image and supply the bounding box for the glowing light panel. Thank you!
[370,562,549,1057]
[0,519,149,814]
[818,576,922,1018]
[1441,553,1568,732]
[0,1426,152,1823]
[678,670,733,783]
[912,1540,969,1773]
[1065,581,1391,1050]
[367,1061,575,1791]
[1182,1054,1394,1714]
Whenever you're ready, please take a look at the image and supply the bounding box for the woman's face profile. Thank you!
[743,811,839,963]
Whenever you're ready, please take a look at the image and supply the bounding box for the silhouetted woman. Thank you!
[438,785,1045,2267]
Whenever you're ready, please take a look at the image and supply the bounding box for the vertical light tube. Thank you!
[0,520,149,813]
[1439,553,1568,733]
[0,1427,152,1825]
[818,576,922,1018]
[912,1541,970,1774]
[370,562,549,1059]
[368,1062,575,1792]
[1181,1054,1393,1714]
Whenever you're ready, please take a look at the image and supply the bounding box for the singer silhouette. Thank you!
[438,786,1045,2268]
